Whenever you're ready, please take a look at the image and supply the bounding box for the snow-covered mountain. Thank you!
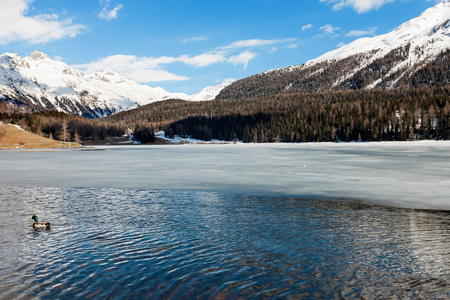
[0,52,230,118]
[217,0,450,100]
[189,81,232,101]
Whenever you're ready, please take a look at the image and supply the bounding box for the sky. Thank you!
[0,0,443,94]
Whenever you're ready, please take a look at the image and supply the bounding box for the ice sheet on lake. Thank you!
[1,141,449,210]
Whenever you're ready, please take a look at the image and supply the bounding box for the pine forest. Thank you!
[3,86,447,144]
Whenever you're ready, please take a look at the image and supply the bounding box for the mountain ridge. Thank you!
[217,1,450,100]
[0,52,230,118]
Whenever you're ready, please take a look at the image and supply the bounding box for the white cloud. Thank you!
[182,36,208,43]
[222,38,297,50]
[73,51,231,82]
[220,78,237,84]
[320,24,341,34]
[73,37,296,83]
[178,53,227,67]
[319,0,395,13]
[269,47,279,53]
[302,24,313,31]
[126,69,189,82]
[73,55,189,82]
[0,0,86,44]
[52,55,64,61]
[228,51,257,69]
[219,38,297,67]
[98,0,123,20]
[346,27,377,37]
[346,30,371,37]
[73,49,258,82]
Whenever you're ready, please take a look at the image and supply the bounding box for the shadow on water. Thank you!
[1,185,450,299]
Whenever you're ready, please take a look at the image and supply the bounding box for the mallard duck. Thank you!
[29,215,51,229]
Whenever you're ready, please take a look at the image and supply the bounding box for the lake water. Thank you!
[1,142,450,299]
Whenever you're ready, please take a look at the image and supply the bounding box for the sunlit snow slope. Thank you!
[0,52,230,118]
[217,0,450,99]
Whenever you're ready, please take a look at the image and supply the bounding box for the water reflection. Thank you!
[1,185,450,299]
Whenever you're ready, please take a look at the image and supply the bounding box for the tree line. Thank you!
[165,87,450,142]
[0,110,127,143]
[2,86,450,144]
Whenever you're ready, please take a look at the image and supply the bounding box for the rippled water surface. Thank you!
[2,186,450,299]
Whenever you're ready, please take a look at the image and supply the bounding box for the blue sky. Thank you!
[0,0,442,94]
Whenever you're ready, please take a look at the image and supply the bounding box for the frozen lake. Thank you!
[1,141,449,210]
[1,142,450,298]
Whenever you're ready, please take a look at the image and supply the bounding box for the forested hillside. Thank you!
[105,87,449,143]
[216,1,450,101]
[216,47,450,101]
[2,86,449,144]
[167,88,449,142]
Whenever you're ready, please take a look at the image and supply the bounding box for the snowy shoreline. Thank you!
[151,130,450,146]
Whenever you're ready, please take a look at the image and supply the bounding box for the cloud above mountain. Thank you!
[229,51,256,69]
[221,38,297,50]
[182,36,208,43]
[74,38,296,82]
[320,0,395,13]
[0,0,86,44]
[73,51,251,82]
[346,27,377,37]
[73,54,190,82]
[98,0,123,20]
[320,24,341,34]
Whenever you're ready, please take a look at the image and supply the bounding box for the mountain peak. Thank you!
[90,68,127,84]
[0,52,22,63]
[189,80,233,101]
[102,68,120,76]
[307,0,450,66]
[217,1,450,100]
[0,52,19,58]
[0,51,229,117]
[28,51,51,61]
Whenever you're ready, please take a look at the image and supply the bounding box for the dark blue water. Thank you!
[1,185,450,299]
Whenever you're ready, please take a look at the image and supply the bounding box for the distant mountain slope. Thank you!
[217,1,450,100]
[0,52,230,118]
